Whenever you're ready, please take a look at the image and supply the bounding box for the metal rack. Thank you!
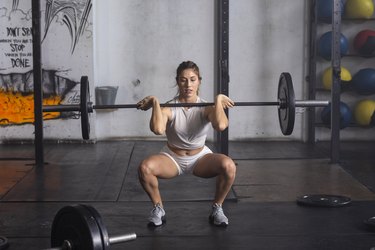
[308,0,343,163]
[215,0,230,155]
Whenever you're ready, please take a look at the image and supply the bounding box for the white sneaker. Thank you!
[209,203,228,227]
[148,203,166,227]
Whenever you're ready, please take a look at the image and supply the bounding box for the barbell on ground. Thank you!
[47,204,136,250]
[42,72,330,140]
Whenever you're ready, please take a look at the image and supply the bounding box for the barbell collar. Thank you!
[295,100,329,107]
[109,233,137,245]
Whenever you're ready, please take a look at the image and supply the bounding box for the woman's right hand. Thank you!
[137,96,158,111]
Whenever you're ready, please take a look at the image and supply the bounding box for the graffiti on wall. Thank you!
[0,0,92,126]
[43,0,92,53]
[0,69,79,125]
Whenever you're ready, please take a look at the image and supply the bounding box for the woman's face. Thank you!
[177,69,200,99]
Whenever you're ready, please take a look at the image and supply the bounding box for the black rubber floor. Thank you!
[0,141,374,250]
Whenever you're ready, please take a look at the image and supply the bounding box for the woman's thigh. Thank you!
[140,154,180,179]
[193,153,234,178]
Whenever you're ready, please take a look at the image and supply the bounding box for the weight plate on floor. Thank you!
[83,204,110,250]
[296,194,352,207]
[0,236,9,250]
[364,217,375,231]
[278,72,295,135]
[81,76,90,140]
[51,204,103,249]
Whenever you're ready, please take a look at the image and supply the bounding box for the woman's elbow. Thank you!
[151,126,165,135]
[213,122,228,132]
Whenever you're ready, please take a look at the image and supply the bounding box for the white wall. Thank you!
[229,0,308,140]
[94,0,216,140]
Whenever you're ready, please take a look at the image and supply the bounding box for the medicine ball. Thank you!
[318,31,349,61]
[354,30,375,56]
[322,66,352,90]
[321,102,353,129]
[317,0,345,22]
[352,68,375,95]
[354,99,375,126]
[345,0,374,19]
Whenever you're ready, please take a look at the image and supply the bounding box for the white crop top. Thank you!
[165,97,211,150]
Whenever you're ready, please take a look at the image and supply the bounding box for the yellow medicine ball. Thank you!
[345,0,374,19]
[354,99,375,125]
[322,66,352,90]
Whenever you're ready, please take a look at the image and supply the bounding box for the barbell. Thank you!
[48,204,136,250]
[42,72,330,140]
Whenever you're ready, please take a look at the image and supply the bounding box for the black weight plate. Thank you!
[51,204,103,250]
[80,76,90,140]
[278,72,295,135]
[82,204,110,250]
[364,217,375,231]
[296,194,352,207]
[0,236,9,250]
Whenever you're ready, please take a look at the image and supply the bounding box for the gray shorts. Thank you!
[160,145,212,175]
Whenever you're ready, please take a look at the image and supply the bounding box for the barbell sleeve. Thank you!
[109,233,137,245]
[46,233,137,250]
[295,100,329,107]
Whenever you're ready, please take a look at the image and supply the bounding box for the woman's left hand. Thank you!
[215,94,234,109]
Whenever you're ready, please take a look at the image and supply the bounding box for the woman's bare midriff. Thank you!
[167,143,204,156]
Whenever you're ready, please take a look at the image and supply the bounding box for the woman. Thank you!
[137,61,236,227]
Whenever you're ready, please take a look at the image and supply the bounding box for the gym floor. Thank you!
[1,141,375,249]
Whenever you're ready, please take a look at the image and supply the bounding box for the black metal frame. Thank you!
[330,0,342,163]
[308,0,341,163]
[308,0,318,143]
[215,0,230,155]
[32,0,44,167]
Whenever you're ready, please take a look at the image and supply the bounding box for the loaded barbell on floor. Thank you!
[47,204,136,250]
[42,72,330,140]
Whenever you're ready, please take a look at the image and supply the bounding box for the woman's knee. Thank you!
[221,157,236,178]
[138,159,155,178]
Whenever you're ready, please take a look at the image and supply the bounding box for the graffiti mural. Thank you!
[0,0,92,126]
[0,69,79,125]
[43,0,92,53]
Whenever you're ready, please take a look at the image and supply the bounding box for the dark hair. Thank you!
[175,61,202,81]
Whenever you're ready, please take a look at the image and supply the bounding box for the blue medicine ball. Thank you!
[318,31,349,61]
[321,102,352,129]
[317,0,345,22]
[352,68,375,95]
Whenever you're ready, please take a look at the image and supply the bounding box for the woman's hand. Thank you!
[137,96,158,111]
[215,94,234,109]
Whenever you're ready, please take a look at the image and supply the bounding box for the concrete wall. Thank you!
[93,0,216,140]
[229,0,308,140]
